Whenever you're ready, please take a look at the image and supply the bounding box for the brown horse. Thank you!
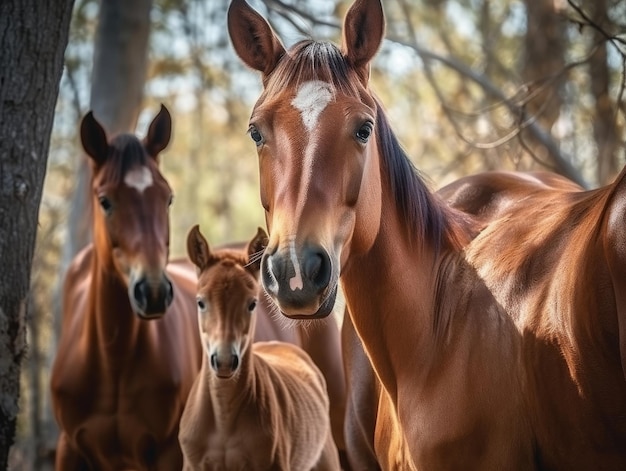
[440,169,626,469]
[180,225,340,470]
[50,106,202,469]
[213,245,348,468]
[228,0,537,469]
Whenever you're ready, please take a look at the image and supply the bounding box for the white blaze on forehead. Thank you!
[124,166,153,193]
[291,80,334,131]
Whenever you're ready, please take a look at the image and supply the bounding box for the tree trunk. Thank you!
[588,0,621,185]
[0,0,74,468]
[522,0,566,167]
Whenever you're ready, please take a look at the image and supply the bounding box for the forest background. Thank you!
[8,0,625,468]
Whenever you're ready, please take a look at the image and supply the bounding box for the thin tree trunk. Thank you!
[588,0,620,185]
[0,0,74,468]
[522,0,566,166]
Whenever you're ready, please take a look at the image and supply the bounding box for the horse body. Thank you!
[227,0,536,468]
[180,227,340,471]
[51,106,202,470]
[441,170,626,469]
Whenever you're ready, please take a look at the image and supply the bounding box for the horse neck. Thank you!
[87,239,143,357]
[204,346,256,431]
[341,174,472,400]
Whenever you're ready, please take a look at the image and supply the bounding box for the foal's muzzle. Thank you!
[210,351,241,378]
[130,273,174,319]
[261,243,336,318]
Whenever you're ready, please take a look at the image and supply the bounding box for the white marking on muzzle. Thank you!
[124,166,153,193]
[288,238,303,291]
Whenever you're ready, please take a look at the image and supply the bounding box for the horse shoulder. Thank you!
[602,170,626,380]
[252,342,339,469]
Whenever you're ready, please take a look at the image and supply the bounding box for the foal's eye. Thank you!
[248,126,264,146]
[356,122,373,143]
[168,194,174,207]
[197,298,207,312]
[98,196,112,214]
[248,299,257,312]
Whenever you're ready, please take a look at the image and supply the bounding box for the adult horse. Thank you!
[50,105,202,469]
[228,0,536,469]
[440,169,626,469]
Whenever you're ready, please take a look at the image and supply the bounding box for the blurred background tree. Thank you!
[10,0,625,468]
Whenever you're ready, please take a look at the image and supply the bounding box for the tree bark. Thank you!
[0,0,74,467]
[588,0,621,185]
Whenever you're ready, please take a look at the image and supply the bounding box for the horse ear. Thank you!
[227,0,286,80]
[246,227,268,274]
[80,111,109,166]
[144,104,172,158]
[187,225,215,271]
[342,0,385,84]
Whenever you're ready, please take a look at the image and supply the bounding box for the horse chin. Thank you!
[279,284,338,320]
[135,310,166,321]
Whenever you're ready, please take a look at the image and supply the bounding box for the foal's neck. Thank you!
[206,348,255,431]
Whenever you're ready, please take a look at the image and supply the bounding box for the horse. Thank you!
[212,245,348,469]
[50,105,203,469]
[227,0,537,469]
[180,225,340,470]
[439,169,626,469]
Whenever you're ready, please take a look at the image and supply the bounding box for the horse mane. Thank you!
[98,133,151,184]
[373,102,473,252]
[266,39,471,253]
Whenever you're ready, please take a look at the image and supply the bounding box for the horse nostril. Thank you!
[231,355,240,371]
[305,249,331,290]
[133,280,148,312]
[210,353,218,370]
[165,278,174,306]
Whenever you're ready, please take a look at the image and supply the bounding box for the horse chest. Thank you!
[54,340,187,462]
[193,426,275,471]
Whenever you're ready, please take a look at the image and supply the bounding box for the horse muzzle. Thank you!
[129,273,174,319]
[261,243,337,319]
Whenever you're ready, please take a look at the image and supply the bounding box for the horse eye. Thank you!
[98,196,112,214]
[248,299,257,312]
[356,122,373,143]
[168,194,174,207]
[248,126,264,146]
[197,298,207,312]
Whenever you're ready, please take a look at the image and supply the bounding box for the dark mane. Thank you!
[374,102,470,252]
[100,133,150,184]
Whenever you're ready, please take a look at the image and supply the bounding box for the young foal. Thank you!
[440,169,626,469]
[180,226,340,470]
[228,0,536,468]
[50,106,202,469]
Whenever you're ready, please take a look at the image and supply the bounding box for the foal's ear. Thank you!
[227,0,286,80]
[187,225,215,271]
[246,227,268,274]
[144,104,172,159]
[342,0,385,85]
[80,111,109,167]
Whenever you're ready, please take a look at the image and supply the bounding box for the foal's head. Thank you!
[228,0,385,318]
[187,226,267,378]
[81,105,174,319]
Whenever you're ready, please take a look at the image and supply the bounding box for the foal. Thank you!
[179,226,340,471]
